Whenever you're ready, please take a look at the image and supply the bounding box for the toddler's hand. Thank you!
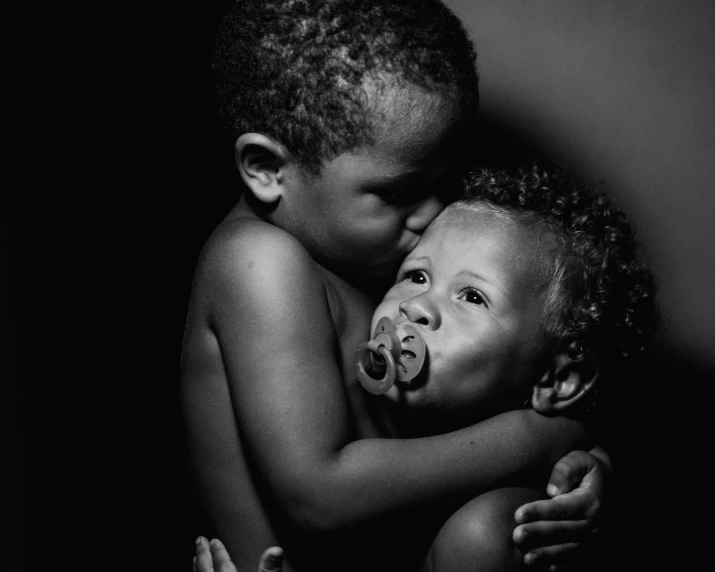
[258,546,284,572]
[512,450,609,569]
[194,537,284,572]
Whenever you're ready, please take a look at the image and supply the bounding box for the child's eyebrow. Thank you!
[457,270,506,298]
[403,255,430,265]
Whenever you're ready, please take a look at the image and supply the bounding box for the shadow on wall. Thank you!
[471,115,714,570]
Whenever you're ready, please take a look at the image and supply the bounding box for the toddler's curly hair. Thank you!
[212,0,478,173]
[457,167,658,379]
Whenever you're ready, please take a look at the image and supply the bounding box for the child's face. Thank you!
[284,95,464,282]
[372,206,551,426]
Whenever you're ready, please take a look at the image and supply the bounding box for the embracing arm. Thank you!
[184,225,588,538]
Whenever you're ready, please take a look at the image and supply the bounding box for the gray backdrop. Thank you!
[448,0,715,370]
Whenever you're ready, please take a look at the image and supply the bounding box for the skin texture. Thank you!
[181,94,591,572]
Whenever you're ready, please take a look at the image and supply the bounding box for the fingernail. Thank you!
[524,552,537,566]
[210,538,219,548]
[547,484,560,496]
[196,536,205,546]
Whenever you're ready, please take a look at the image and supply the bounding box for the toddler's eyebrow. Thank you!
[457,271,505,298]
[403,255,430,266]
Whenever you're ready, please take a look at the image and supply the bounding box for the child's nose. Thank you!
[399,294,440,330]
[404,195,444,234]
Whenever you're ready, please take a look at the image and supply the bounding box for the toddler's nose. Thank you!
[399,294,440,330]
[404,195,444,234]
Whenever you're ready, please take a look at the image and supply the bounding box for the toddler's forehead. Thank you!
[425,205,555,280]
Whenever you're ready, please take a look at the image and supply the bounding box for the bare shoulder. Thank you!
[199,217,316,284]
[192,217,326,317]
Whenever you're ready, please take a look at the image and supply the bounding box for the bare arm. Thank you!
[182,225,588,538]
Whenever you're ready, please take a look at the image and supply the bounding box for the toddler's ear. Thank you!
[532,353,598,415]
[235,133,290,204]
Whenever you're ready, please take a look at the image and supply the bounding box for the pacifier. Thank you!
[355,317,427,395]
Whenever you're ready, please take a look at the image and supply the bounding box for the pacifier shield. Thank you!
[394,324,426,383]
[355,317,427,394]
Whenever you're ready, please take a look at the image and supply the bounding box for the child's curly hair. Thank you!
[458,167,658,379]
[212,0,478,173]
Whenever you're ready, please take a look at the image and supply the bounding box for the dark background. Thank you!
[6,1,714,570]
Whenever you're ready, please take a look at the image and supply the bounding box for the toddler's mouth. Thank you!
[355,317,427,395]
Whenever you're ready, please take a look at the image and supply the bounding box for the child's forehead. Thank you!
[363,81,466,163]
[423,206,549,267]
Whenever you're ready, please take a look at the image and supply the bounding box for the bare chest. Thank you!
[320,271,386,438]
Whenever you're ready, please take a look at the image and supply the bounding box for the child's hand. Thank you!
[194,537,284,572]
[257,547,284,572]
[512,450,610,569]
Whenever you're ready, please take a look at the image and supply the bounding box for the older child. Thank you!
[193,166,656,572]
[181,2,609,570]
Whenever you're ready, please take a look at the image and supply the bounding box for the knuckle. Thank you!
[553,501,568,520]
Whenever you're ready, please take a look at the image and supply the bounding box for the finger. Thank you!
[210,538,237,572]
[547,451,596,497]
[196,537,214,572]
[258,546,284,572]
[514,489,593,524]
[513,519,591,549]
[523,542,582,568]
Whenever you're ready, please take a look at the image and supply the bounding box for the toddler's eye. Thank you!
[461,288,486,306]
[405,270,427,285]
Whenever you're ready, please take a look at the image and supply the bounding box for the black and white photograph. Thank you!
[6,1,714,571]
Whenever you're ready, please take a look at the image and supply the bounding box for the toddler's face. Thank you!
[286,93,464,282]
[372,206,551,428]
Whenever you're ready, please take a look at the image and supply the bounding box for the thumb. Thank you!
[258,546,284,572]
[546,450,596,496]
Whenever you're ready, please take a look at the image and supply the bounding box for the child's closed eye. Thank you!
[381,191,419,206]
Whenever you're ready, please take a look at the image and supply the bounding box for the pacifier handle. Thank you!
[355,341,397,395]
[355,317,427,395]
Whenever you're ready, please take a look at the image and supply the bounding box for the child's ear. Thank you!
[532,353,598,415]
[235,133,290,204]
